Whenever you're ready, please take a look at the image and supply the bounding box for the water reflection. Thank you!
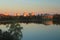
[0,20,60,40]
[0,23,23,40]
[43,21,53,25]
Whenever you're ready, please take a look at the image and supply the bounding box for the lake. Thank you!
[0,23,60,40]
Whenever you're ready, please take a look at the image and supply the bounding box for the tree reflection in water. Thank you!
[0,23,23,40]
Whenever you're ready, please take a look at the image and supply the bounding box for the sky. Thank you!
[0,0,60,13]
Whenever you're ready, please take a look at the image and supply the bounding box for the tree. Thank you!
[8,23,23,40]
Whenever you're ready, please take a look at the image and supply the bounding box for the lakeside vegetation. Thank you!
[0,13,60,25]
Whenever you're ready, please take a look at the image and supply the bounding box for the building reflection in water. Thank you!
[43,21,53,25]
[0,23,23,40]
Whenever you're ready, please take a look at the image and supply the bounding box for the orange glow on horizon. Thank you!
[4,12,9,16]
[13,13,20,16]
[31,12,35,16]
[14,13,17,16]
[16,13,20,16]
[23,11,29,17]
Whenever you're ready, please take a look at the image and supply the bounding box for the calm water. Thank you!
[0,23,60,40]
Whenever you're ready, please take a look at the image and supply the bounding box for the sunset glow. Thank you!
[31,12,35,16]
[0,0,59,14]
[4,12,9,16]
[23,11,29,17]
